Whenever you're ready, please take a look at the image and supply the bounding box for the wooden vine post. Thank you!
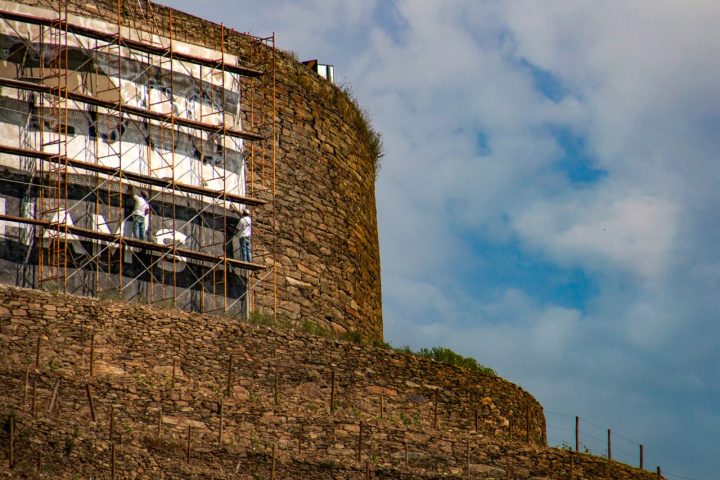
[86,384,97,422]
[89,332,95,377]
[575,416,579,452]
[35,335,41,368]
[271,443,276,480]
[8,414,14,469]
[330,369,336,412]
[218,397,225,445]
[185,426,192,463]
[22,366,29,406]
[226,354,234,396]
[274,372,279,405]
[110,443,116,480]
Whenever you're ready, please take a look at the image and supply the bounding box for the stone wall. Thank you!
[9,0,383,339]
[0,286,661,479]
[164,0,384,339]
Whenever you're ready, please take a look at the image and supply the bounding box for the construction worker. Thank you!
[129,186,150,240]
[237,208,252,262]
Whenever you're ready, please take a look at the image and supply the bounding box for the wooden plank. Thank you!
[0,78,263,141]
[0,9,263,77]
[0,213,265,271]
[0,143,266,206]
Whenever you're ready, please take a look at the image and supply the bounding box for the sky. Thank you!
[158,1,720,478]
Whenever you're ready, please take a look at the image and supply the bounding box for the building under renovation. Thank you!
[0,0,275,317]
[0,0,383,339]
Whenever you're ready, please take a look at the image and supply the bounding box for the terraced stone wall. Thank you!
[0,286,660,479]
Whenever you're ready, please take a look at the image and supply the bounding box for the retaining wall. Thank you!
[0,286,660,479]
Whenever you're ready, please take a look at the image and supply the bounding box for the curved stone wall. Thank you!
[158,3,384,339]
[0,285,659,480]
[3,0,383,339]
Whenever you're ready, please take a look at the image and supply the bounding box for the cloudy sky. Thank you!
[159,1,719,478]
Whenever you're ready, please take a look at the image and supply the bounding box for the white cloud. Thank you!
[514,194,680,278]
[366,3,720,477]
[385,287,584,374]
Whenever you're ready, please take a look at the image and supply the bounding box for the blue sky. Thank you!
[159,1,720,478]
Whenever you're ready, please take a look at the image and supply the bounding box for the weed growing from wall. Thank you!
[415,347,496,376]
[247,309,496,376]
[291,62,384,179]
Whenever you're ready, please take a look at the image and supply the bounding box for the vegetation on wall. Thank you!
[249,308,495,376]
[288,56,384,178]
[338,82,384,178]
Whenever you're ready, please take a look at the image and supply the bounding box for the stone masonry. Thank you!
[0,285,661,479]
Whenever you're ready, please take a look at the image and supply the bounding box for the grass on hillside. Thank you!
[248,309,495,376]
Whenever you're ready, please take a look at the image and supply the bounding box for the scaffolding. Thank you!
[0,0,277,319]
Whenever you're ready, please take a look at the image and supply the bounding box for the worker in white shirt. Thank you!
[237,208,252,262]
[129,187,150,240]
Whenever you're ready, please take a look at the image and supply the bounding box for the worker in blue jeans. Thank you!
[237,208,252,262]
[130,187,150,240]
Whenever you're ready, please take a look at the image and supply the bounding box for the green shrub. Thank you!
[249,309,275,326]
[415,346,496,375]
[341,330,363,344]
[249,311,495,375]
[301,319,334,338]
[291,59,384,178]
